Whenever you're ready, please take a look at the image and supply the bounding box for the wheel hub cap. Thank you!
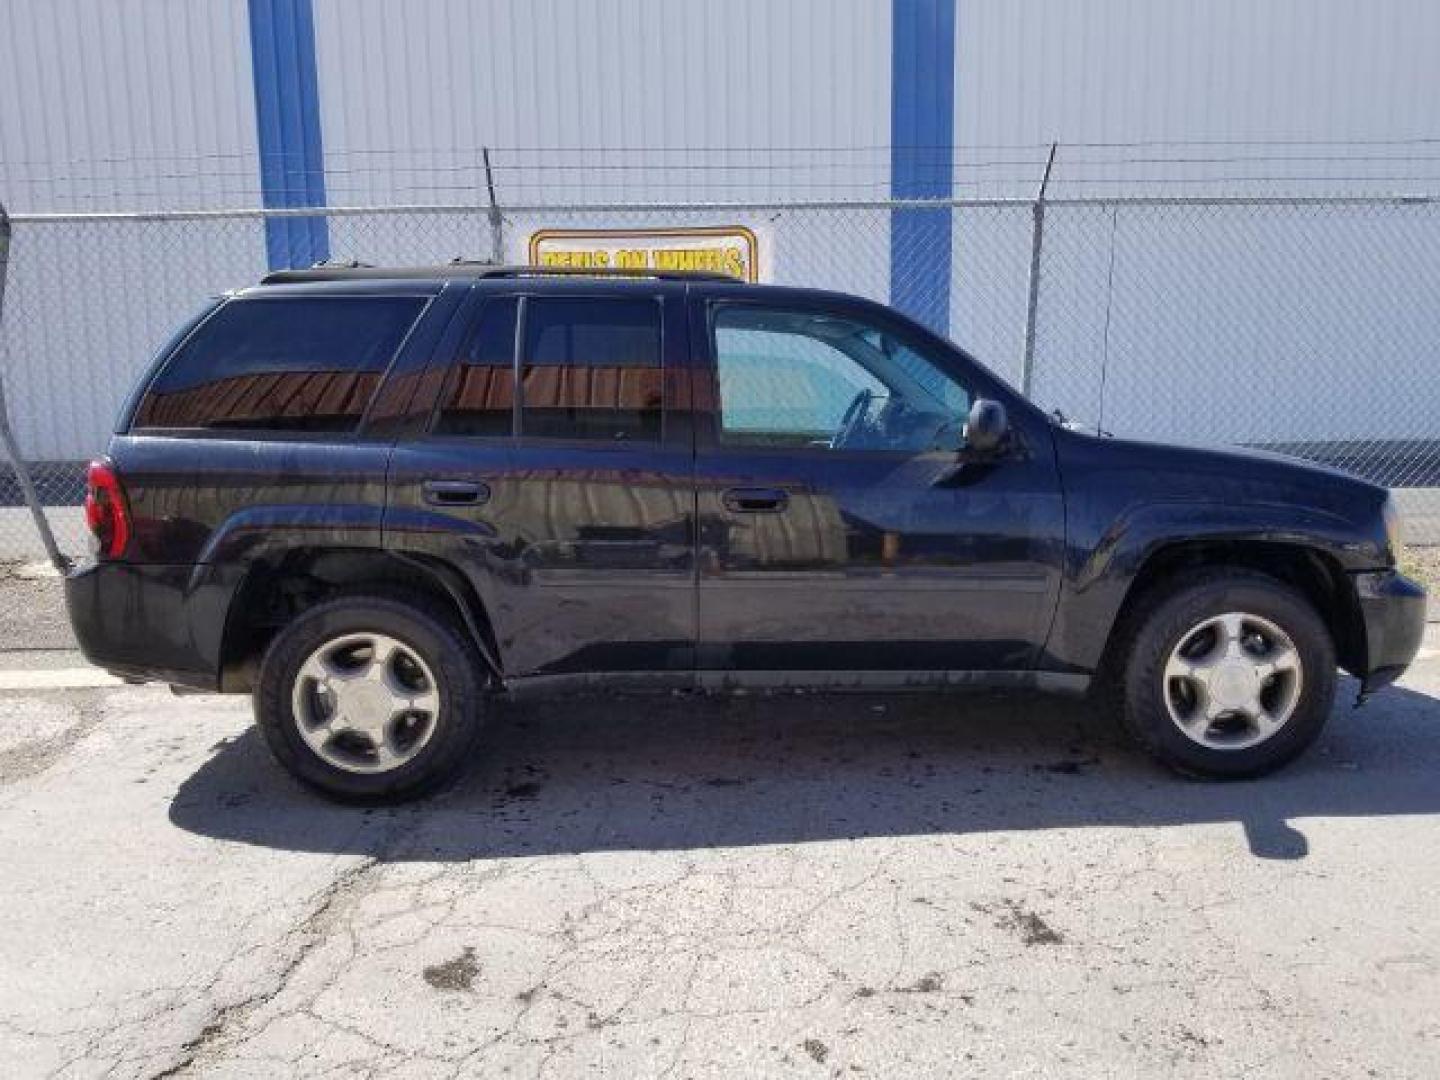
[1210,660,1263,711]
[333,680,396,736]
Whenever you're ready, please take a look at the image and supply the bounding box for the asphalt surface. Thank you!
[0,561,76,650]
[1,574,1439,1077]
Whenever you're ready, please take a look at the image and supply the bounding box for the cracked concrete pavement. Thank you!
[1,574,1439,1076]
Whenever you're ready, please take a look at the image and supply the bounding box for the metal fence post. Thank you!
[482,147,504,264]
[0,200,69,571]
[1018,142,1058,398]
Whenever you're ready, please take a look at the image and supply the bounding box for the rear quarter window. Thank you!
[133,296,425,433]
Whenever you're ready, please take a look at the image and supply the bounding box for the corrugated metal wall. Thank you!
[310,0,892,204]
[0,2,266,459]
[954,0,1440,197]
[960,0,1439,141]
[0,0,259,211]
[7,0,1440,209]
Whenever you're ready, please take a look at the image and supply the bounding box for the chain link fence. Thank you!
[3,192,1439,560]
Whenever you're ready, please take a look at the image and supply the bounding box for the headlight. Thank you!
[1383,494,1406,563]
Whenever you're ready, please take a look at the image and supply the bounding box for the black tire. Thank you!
[256,592,487,803]
[1115,570,1336,779]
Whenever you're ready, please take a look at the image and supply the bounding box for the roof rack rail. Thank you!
[312,258,374,269]
[259,263,743,285]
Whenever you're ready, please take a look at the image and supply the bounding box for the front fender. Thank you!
[1043,499,1384,674]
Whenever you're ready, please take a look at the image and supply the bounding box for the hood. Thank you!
[1053,426,1388,524]
[1151,438,1372,485]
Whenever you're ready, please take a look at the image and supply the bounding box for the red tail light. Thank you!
[84,458,131,559]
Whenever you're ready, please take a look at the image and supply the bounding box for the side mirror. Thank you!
[964,398,1009,454]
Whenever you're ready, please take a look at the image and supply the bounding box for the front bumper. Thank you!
[1353,569,1427,694]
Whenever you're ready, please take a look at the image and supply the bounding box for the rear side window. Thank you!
[133,296,425,433]
[520,297,662,442]
[433,298,518,437]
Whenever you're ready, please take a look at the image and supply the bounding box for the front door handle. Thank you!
[422,479,490,507]
[722,487,790,513]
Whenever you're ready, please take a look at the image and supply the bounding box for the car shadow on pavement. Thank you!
[169,682,1440,863]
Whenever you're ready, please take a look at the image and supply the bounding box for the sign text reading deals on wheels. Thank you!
[528,226,761,282]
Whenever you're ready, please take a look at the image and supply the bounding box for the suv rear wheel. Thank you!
[256,593,485,802]
[1116,571,1336,778]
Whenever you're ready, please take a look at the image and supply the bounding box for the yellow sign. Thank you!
[529,225,761,282]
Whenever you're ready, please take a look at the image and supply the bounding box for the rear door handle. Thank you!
[422,479,490,507]
[722,487,790,513]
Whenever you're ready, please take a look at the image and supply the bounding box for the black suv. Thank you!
[65,265,1426,801]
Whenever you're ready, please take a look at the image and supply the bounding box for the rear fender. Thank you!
[192,503,386,567]
[382,505,510,673]
[211,539,504,690]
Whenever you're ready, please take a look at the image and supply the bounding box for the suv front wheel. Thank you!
[256,593,486,802]
[1116,571,1337,779]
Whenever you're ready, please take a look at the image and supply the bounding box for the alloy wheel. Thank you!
[1162,611,1304,751]
[291,632,441,773]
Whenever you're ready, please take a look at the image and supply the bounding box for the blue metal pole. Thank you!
[890,0,956,335]
[248,0,330,269]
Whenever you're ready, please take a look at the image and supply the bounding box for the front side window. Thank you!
[520,297,663,442]
[712,306,970,452]
[134,296,424,433]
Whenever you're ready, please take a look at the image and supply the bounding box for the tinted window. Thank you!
[134,297,424,432]
[713,306,970,453]
[520,298,662,442]
[434,298,518,437]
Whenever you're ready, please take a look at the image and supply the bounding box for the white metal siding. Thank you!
[310,0,893,203]
[0,0,260,211]
[6,0,1439,208]
[954,0,1440,196]
[0,1,266,458]
[947,1,1440,442]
